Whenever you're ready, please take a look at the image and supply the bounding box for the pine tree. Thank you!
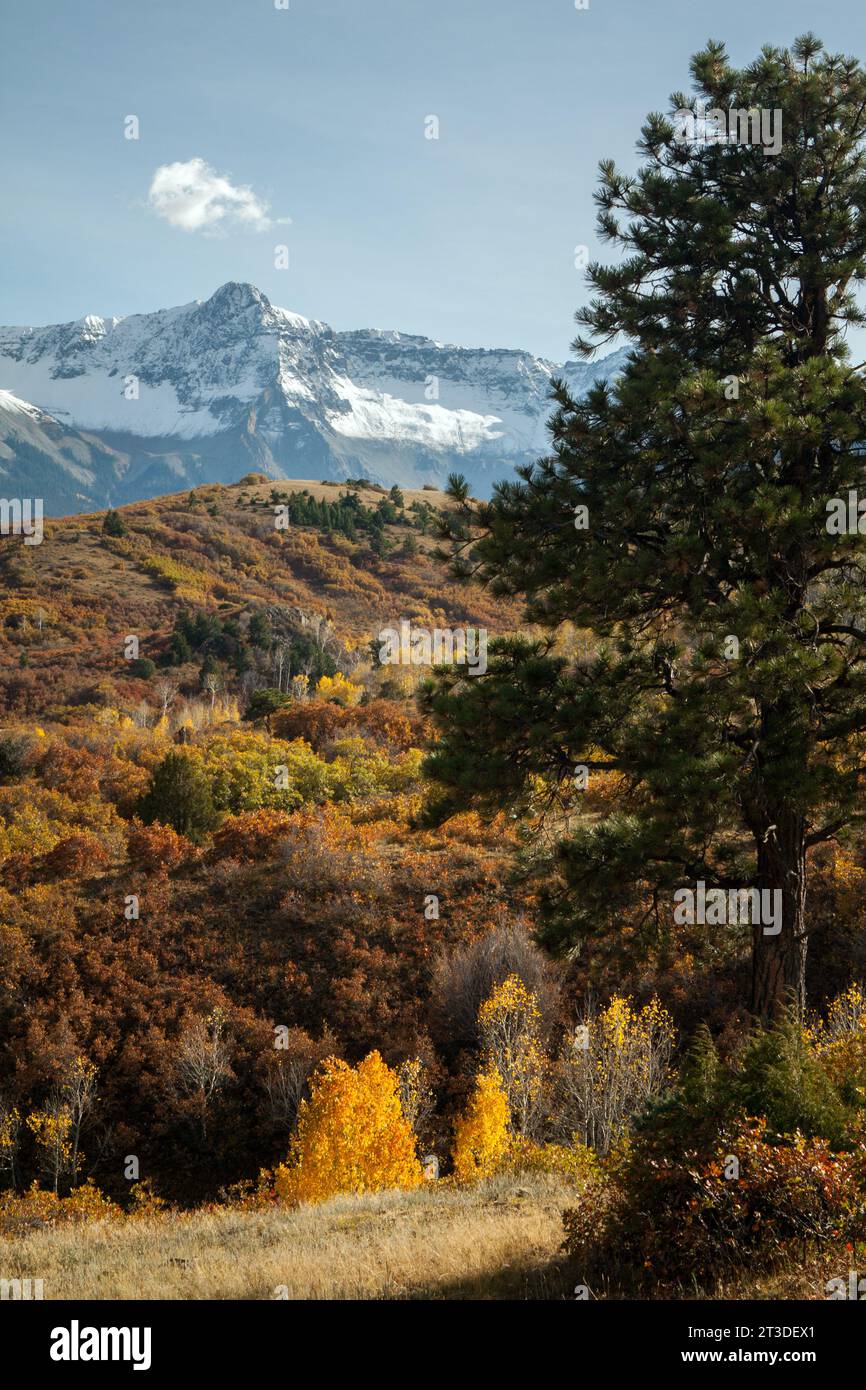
[445,472,469,503]
[679,1024,722,1113]
[102,508,126,537]
[247,610,271,650]
[427,36,866,1017]
[137,751,218,841]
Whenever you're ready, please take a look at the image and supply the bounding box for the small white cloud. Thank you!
[147,157,288,234]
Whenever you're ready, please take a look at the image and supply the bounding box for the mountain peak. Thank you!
[202,281,271,315]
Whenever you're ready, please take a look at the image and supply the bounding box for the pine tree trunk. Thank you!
[750,814,807,1018]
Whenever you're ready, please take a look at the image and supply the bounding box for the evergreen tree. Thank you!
[129,657,156,680]
[679,1025,723,1114]
[102,509,126,537]
[247,610,271,650]
[167,631,193,666]
[199,653,221,686]
[734,1008,847,1142]
[445,472,470,503]
[427,36,866,1017]
[137,751,218,841]
[243,687,292,722]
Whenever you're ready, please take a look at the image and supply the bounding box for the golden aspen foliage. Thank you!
[0,1103,20,1178]
[396,1056,434,1139]
[811,982,866,1102]
[315,672,363,706]
[478,973,548,1138]
[127,1179,167,1218]
[26,1106,73,1193]
[274,1050,423,1205]
[451,1065,510,1182]
[558,994,675,1153]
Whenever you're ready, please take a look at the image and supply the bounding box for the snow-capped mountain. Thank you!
[0,282,629,515]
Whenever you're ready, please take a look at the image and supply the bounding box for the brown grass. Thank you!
[1,1172,850,1300]
[0,1175,577,1301]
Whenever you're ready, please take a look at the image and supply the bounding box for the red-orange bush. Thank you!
[210,809,295,862]
[37,742,102,799]
[126,820,193,872]
[563,1115,866,1290]
[271,701,345,750]
[271,698,426,753]
[41,833,109,878]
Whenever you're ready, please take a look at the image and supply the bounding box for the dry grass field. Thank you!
[1,1172,849,1302]
[0,1175,578,1301]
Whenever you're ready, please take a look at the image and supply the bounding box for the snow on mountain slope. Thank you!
[0,390,134,514]
[0,282,629,513]
[0,389,52,421]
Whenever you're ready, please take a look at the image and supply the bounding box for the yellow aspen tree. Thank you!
[315,672,363,706]
[26,1103,73,1194]
[557,995,675,1153]
[452,1065,510,1182]
[478,974,547,1138]
[0,1103,20,1185]
[396,1057,434,1139]
[275,1051,423,1205]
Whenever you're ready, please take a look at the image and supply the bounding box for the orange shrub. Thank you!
[210,809,295,862]
[37,742,102,799]
[60,1179,122,1223]
[348,699,427,751]
[0,1180,120,1237]
[127,1179,168,1218]
[41,833,109,878]
[271,701,346,750]
[127,820,193,872]
[271,698,426,753]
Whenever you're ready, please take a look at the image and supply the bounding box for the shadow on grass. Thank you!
[401,1253,579,1301]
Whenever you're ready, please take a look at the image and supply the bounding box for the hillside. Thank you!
[0,477,532,1206]
[1,474,863,1301]
[0,474,520,719]
[0,390,131,516]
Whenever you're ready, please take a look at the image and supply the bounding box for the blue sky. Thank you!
[3,0,866,360]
